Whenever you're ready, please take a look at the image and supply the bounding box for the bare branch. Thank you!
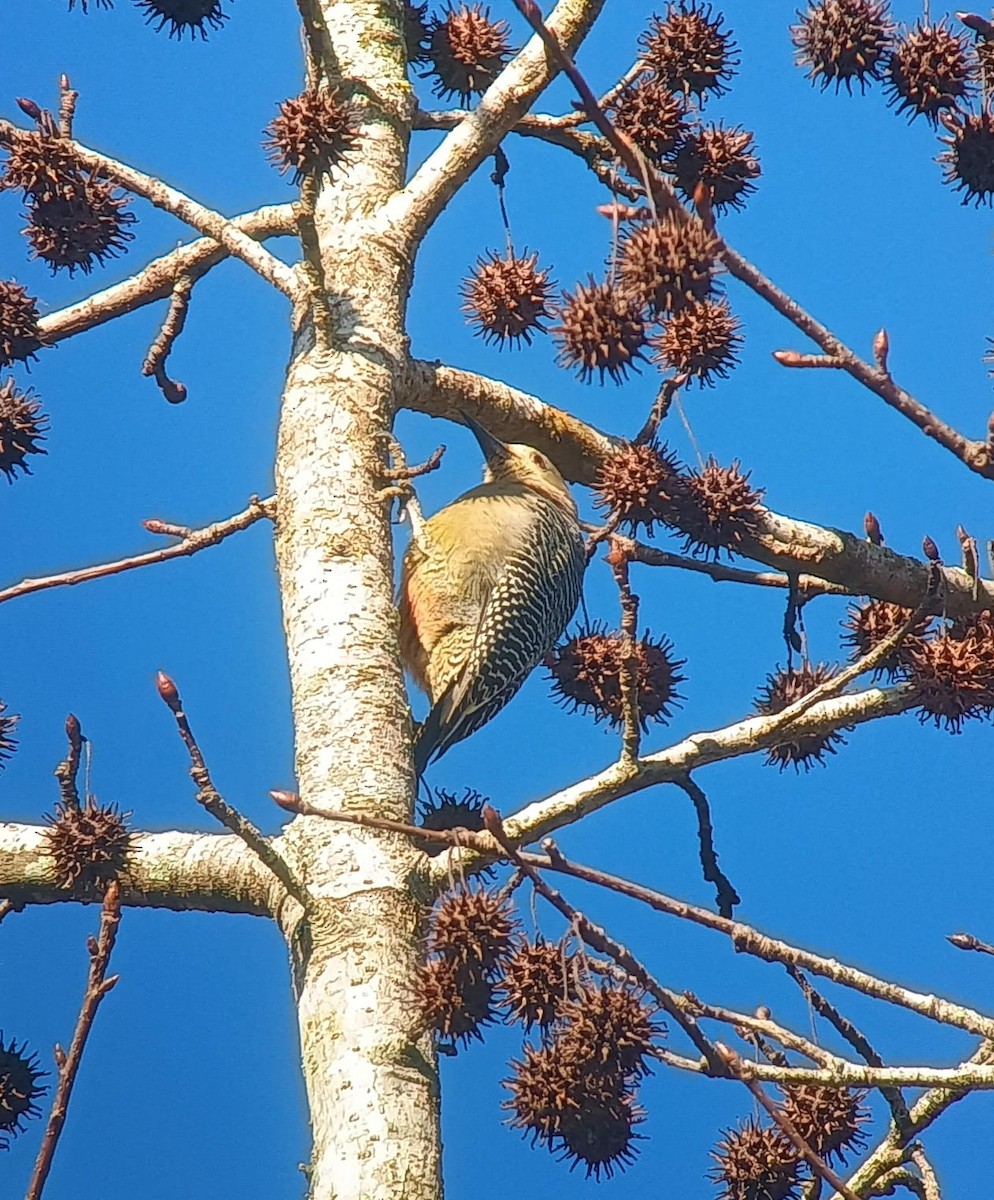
[26,882,122,1200]
[38,205,294,344]
[0,496,275,607]
[141,274,193,404]
[388,0,609,243]
[0,121,298,297]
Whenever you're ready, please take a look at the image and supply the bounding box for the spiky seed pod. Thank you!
[556,983,663,1080]
[552,278,646,384]
[841,600,933,678]
[556,1085,643,1179]
[504,1040,641,1177]
[710,1118,802,1200]
[416,956,496,1046]
[548,624,686,729]
[791,0,895,94]
[428,884,518,975]
[0,378,47,483]
[0,1035,47,1151]
[884,21,976,125]
[134,0,229,38]
[0,130,85,202]
[610,76,689,164]
[264,89,361,185]
[779,1086,869,1166]
[461,250,556,348]
[669,458,764,559]
[651,298,743,385]
[0,699,18,766]
[43,797,136,891]
[754,662,848,771]
[670,124,760,213]
[25,177,136,275]
[938,111,994,207]
[497,938,578,1030]
[0,280,46,367]
[404,1,433,64]
[417,786,487,847]
[427,4,514,105]
[593,439,685,535]
[905,614,994,732]
[616,212,720,317]
[639,3,738,99]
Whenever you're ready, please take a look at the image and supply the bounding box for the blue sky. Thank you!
[2,2,994,1196]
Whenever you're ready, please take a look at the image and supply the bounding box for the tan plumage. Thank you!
[398,417,585,774]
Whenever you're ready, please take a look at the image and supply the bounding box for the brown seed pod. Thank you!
[0,1035,47,1151]
[461,249,556,348]
[670,123,760,213]
[496,937,578,1031]
[556,983,664,1080]
[552,277,646,384]
[25,176,136,275]
[416,956,496,1046]
[884,20,976,126]
[905,613,994,732]
[417,786,487,842]
[791,0,895,94]
[264,89,361,185]
[639,3,738,99]
[754,662,849,771]
[0,280,46,367]
[428,884,519,975]
[610,76,689,164]
[404,1,433,64]
[548,624,686,729]
[616,212,720,317]
[650,298,743,385]
[43,797,137,892]
[840,599,933,679]
[0,699,18,767]
[593,439,685,535]
[503,1040,643,1177]
[134,0,229,38]
[426,4,514,106]
[669,458,764,559]
[938,111,994,208]
[0,129,85,202]
[779,1086,869,1166]
[0,378,47,483]
[709,1117,802,1200]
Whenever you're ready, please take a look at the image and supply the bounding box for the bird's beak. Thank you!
[460,410,509,468]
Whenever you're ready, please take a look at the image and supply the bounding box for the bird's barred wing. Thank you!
[414,519,584,774]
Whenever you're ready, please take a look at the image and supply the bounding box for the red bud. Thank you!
[156,670,181,712]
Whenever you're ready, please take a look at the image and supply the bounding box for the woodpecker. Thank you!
[398,414,586,775]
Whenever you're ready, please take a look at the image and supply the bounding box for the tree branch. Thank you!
[0,122,298,297]
[387,0,609,243]
[37,205,294,344]
[398,362,994,618]
[0,823,276,916]
[0,496,275,607]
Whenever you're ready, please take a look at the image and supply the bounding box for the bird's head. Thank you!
[462,412,577,517]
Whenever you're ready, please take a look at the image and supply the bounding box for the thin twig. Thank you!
[481,805,724,1069]
[785,965,911,1134]
[141,274,194,404]
[715,1043,862,1200]
[157,675,309,909]
[58,75,78,140]
[908,1146,941,1200]
[947,931,994,957]
[633,372,687,445]
[54,714,85,813]
[25,882,122,1200]
[673,775,740,918]
[0,496,275,606]
[295,172,334,352]
[606,540,641,762]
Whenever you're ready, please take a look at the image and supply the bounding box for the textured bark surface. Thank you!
[272,5,441,1199]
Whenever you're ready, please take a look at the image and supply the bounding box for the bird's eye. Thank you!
[530,451,547,468]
